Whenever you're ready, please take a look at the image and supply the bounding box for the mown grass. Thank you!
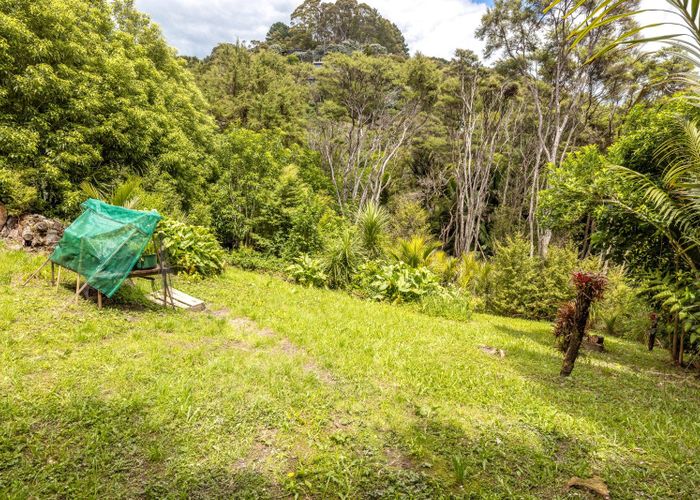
[1,247,698,498]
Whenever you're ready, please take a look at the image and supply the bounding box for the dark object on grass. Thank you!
[566,476,610,499]
[478,345,505,358]
[560,272,607,377]
[647,312,659,351]
[584,334,605,352]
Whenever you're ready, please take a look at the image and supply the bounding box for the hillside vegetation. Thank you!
[1,248,697,498]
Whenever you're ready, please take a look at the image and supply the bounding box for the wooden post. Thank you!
[97,290,102,309]
[75,274,80,295]
[51,262,55,286]
[74,282,89,301]
[21,258,50,286]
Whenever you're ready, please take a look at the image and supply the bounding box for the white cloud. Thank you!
[134,0,490,59]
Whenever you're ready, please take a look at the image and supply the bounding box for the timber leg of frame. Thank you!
[51,262,55,286]
[55,266,61,291]
[75,274,80,295]
[21,258,50,286]
[97,291,102,309]
[74,282,89,302]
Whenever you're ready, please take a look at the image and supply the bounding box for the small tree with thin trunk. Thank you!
[560,272,607,377]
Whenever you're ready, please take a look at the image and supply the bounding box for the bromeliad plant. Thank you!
[559,271,608,376]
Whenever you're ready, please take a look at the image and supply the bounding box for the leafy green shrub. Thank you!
[366,262,442,302]
[229,246,286,273]
[456,252,490,294]
[0,168,36,215]
[210,130,331,257]
[591,268,651,341]
[483,236,577,320]
[286,255,327,287]
[428,250,460,284]
[157,219,225,278]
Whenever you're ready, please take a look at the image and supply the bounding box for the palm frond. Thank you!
[111,176,143,209]
[79,181,105,201]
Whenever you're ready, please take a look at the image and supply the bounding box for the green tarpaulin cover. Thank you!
[50,199,162,298]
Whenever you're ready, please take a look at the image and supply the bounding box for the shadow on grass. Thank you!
[0,394,279,498]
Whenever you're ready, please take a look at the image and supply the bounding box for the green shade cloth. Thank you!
[50,199,162,298]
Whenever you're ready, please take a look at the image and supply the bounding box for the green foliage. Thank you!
[387,196,430,240]
[539,145,607,231]
[644,272,700,345]
[323,229,363,289]
[210,129,331,257]
[366,262,441,303]
[355,202,389,258]
[591,268,651,341]
[483,236,578,321]
[286,254,327,287]
[0,0,217,217]
[79,176,144,210]
[0,168,36,215]
[229,246,286,273]
[427,251,460,285]
[390,236,442,268]
[156,218,225,278]
[191,44,311,142]
[409,288,474,322]
[271,0,408,57]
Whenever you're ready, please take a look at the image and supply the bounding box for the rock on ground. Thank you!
[0,207,64,251]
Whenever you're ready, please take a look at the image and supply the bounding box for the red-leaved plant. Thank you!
[559,271,607,376]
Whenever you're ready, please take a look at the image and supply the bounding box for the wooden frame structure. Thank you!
[24,235,177,309]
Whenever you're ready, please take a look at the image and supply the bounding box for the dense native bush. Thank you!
[156,219,225,278]
[210,129,332,257]
[0,0,217,217]
[482,236,578,320]
[590,268,651,341]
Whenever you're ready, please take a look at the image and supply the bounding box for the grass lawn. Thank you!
[1,247,698,498]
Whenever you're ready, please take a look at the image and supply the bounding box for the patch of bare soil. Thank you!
[234,428,279,472]
[228,317,275,338]
[384,447,416,469]
[210,307,230,318]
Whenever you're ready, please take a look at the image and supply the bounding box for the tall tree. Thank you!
[280,0,408,57]
[0,0,216,217]
[310,53,439,214]
[477,0,638,256]
[440,50,520,255]
[191,43,311,142]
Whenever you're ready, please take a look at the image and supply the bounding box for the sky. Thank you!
[133,0,676,60]
[133,0,492,59]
